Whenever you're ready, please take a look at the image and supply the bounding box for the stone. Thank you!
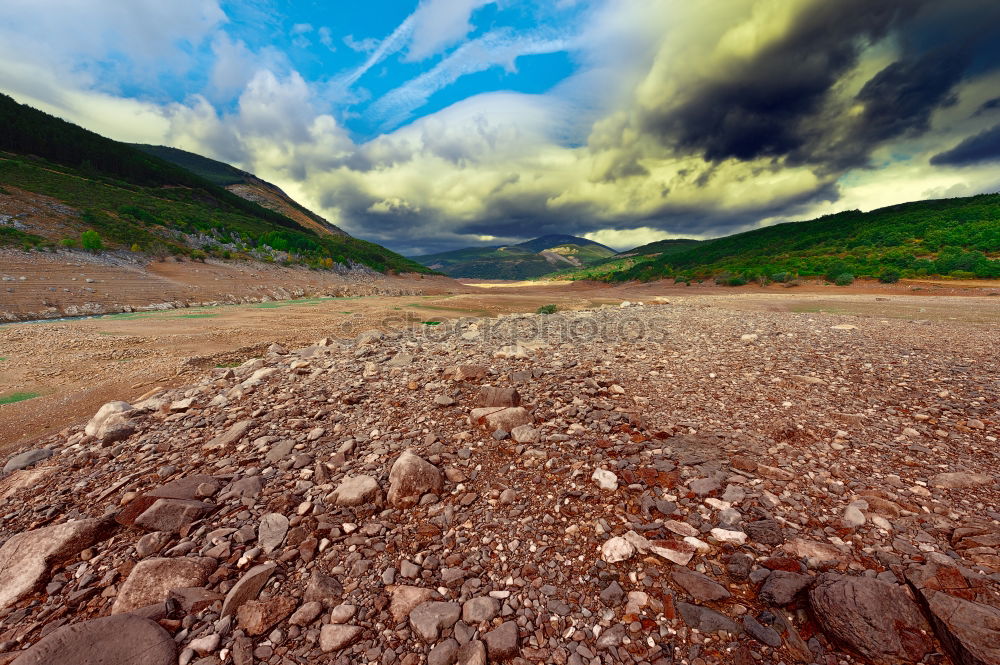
[758,571,812,606]
[456,640,487,665]
[85,401,132,437]
[112,556,215,614]
[303,570,344,607]
[809,574,934,664]
[331,475,381,507]
[388,450,443,508]
[237,595,297,636]
[203,420,252,451]
[783,538,850,568]
[477,387,521,407]
[918,588,1000,665]
[672,568,731,602]
[676,602,743,636]
[221,563,277,617]
[409,601,461,642]
[510,425,539,443]
[391,585,436,622]
[469,407,532,432]
[134,498,213,533]
[743,615,782,647]
[189,634,220,656]
[135,531,173,558]
[257,513,289,553]
[745,519,784,545]
[591,468,618,491]
[483,621,519,661]
[149,475,220,500]
[930,472,993,489]
[448,365,487,381]
[9,614,174,665]
[710,528,747,545]
[330,603,357,624]
[600,581,624,607]
[289,601,324,627]
[319,624,363,653]
[3,449,52,473]
[600,536,635,563]
[428,638,460,665]
[0,517,116,610]
[462,596,499,624]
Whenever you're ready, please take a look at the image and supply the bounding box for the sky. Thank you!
[2,0,1000,255]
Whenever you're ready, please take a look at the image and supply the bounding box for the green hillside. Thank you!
[567,195,1000,283]
[412,234,616,279]
[130,144,249,186]
[0,94,428,273]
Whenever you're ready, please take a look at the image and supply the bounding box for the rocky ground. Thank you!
[0,300,998,665]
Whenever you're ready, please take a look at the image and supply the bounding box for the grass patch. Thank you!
[215,361,242,368]
[421,320,442,326]
[536,304,558,315]
[0,391,40,405]
[175,312,221,318]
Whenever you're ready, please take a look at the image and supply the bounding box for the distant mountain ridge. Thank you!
[411,234,617,279]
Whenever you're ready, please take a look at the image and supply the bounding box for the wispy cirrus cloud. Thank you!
[370,28,575,129]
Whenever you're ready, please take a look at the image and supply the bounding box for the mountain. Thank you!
[411,234,617,279]
[131,144,349,238]
[565,194,1000,282]
[0,93,427,273]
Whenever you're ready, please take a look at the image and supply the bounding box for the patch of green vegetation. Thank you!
[536,304,558,314]
[215,361,242,368]
[421,320,442,325]
[0,391,40,405]
[574,194,1000,283]
[175,312,221,318]
[0,94,432,273]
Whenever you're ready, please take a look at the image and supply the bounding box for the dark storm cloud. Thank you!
[639,0,1000,173]
[931,123,1000,166]
[973,97,1000,117]
[642,0,925,163]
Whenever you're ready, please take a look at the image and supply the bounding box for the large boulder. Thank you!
[84,401,133,438]
[387,451,442,508]
[0,518,116,610]
[111,557,216,614]
[3,449,53,474]
[10,614,175,665]
[809,574,934,664]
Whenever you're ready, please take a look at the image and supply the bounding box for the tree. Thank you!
[80,230,103,251]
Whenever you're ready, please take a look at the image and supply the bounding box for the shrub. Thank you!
[825,261,850,283]
[59,237,75,248]
[783,279,802,288]
[537,304,557,315]
[833,273,854,286]
[949,270,977,280]
[80,230,103,251]
[190,249,207,262]
[771,271,792,283]
[130,243,141,252]
[726,276,748,286]
[878,270,901,284]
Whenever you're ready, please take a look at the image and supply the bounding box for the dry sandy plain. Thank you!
[1,255,997,451]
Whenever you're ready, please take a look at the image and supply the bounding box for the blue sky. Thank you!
[1,0,999,254]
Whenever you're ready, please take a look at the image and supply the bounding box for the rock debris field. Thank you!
[0,301,998,665]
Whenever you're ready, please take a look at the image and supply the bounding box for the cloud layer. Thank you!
[2,0,1000,255]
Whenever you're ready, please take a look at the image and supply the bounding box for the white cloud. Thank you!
[406,0,494,61]
[371,28,573,128]
[343,34,380,53]
[583,227,705,250]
